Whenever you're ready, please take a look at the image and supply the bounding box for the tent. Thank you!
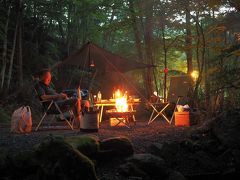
[54,42,153,73]
[53,42,153,98]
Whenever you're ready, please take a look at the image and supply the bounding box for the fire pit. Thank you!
[106,109,136,128]
[95,89,140,125]
[106,89,136,128]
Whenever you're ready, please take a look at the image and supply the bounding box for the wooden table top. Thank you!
[95,99,140,105]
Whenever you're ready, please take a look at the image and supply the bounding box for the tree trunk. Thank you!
[162,27,167,102]
[17,0,23,87]
[66,2,72,56]
[6,19,19,91]
[129,0,155,98]
[185,2,193,75]
[0,2,11,90]
[143,0,154,98]
[129,0,144,62]
[193,13,206,108]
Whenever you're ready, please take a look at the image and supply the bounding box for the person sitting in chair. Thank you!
[34,69,89,121]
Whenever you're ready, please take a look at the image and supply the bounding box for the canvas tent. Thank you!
[54,42,153,73]
[53,42,153,97]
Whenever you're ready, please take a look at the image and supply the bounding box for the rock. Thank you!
[150,140,222,175]
[34,135,97,180]
[165,170,186,180]
[180,139,197,153]
[150,142,164,154]
[150,141,181,164]
[65,135,100,158]
[100,136,134,159]
[121,153,170,179]
[194,138,223,155]
[2,150,39,180]
[0,148,8,178]
[189,150,220,172]
[232,149,240,172]
[119,162,149,179]
[213,110,240,149]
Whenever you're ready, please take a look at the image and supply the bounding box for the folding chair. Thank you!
[148,75,192,125]
[35,99,75,131]
[33,83,76,131]
[148,97,181,125]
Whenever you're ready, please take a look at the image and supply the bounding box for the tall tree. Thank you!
[185,0,193,75]
[6,16,18,91]
[143,0,154,98]
[129,0,144,62]
[17,0,23,87]
[0,0,12,90]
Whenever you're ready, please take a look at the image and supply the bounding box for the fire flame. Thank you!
[114,89,128,112]
[115,97,128,112]
[116,89,121,98]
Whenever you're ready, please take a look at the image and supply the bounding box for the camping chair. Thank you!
[148,96,181,125]
[148,75,192,125]
[33,82,76,131]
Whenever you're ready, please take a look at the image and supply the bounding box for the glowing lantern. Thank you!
[191,70,199,81]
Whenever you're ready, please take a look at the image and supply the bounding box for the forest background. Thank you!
[0,0,240,121]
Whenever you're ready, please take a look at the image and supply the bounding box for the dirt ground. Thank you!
[0,118,192,155]
[0,118,194,180]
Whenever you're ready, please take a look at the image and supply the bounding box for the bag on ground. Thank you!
[10,106,32,133]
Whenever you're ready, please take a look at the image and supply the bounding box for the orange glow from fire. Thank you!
[116,89,121,98]
[114,89,128,112]
[115,97,128,112]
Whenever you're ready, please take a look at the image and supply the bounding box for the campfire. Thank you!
[105,89,137,127]
[115,89,128,112]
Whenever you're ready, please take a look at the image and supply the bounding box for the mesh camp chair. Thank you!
[33,81,76,131]
[148,75,192,125]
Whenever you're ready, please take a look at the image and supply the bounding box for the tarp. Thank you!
[53,42,154,73]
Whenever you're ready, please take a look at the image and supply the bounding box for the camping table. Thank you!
[95,100,140,123]
[106,109,136,128]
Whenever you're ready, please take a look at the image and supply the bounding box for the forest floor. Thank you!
[0,118,191,155]
[0,118,193,179]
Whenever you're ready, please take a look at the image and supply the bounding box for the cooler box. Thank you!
[174,111,190,127]
[110,118,126,126]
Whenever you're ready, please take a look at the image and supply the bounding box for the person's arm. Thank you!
[35,83,67,101]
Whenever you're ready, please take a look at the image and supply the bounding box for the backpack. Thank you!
[11,106,32,133]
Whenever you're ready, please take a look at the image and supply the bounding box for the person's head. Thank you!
[39,69,51,86]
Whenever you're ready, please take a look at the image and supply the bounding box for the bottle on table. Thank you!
[97,91,102,102]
